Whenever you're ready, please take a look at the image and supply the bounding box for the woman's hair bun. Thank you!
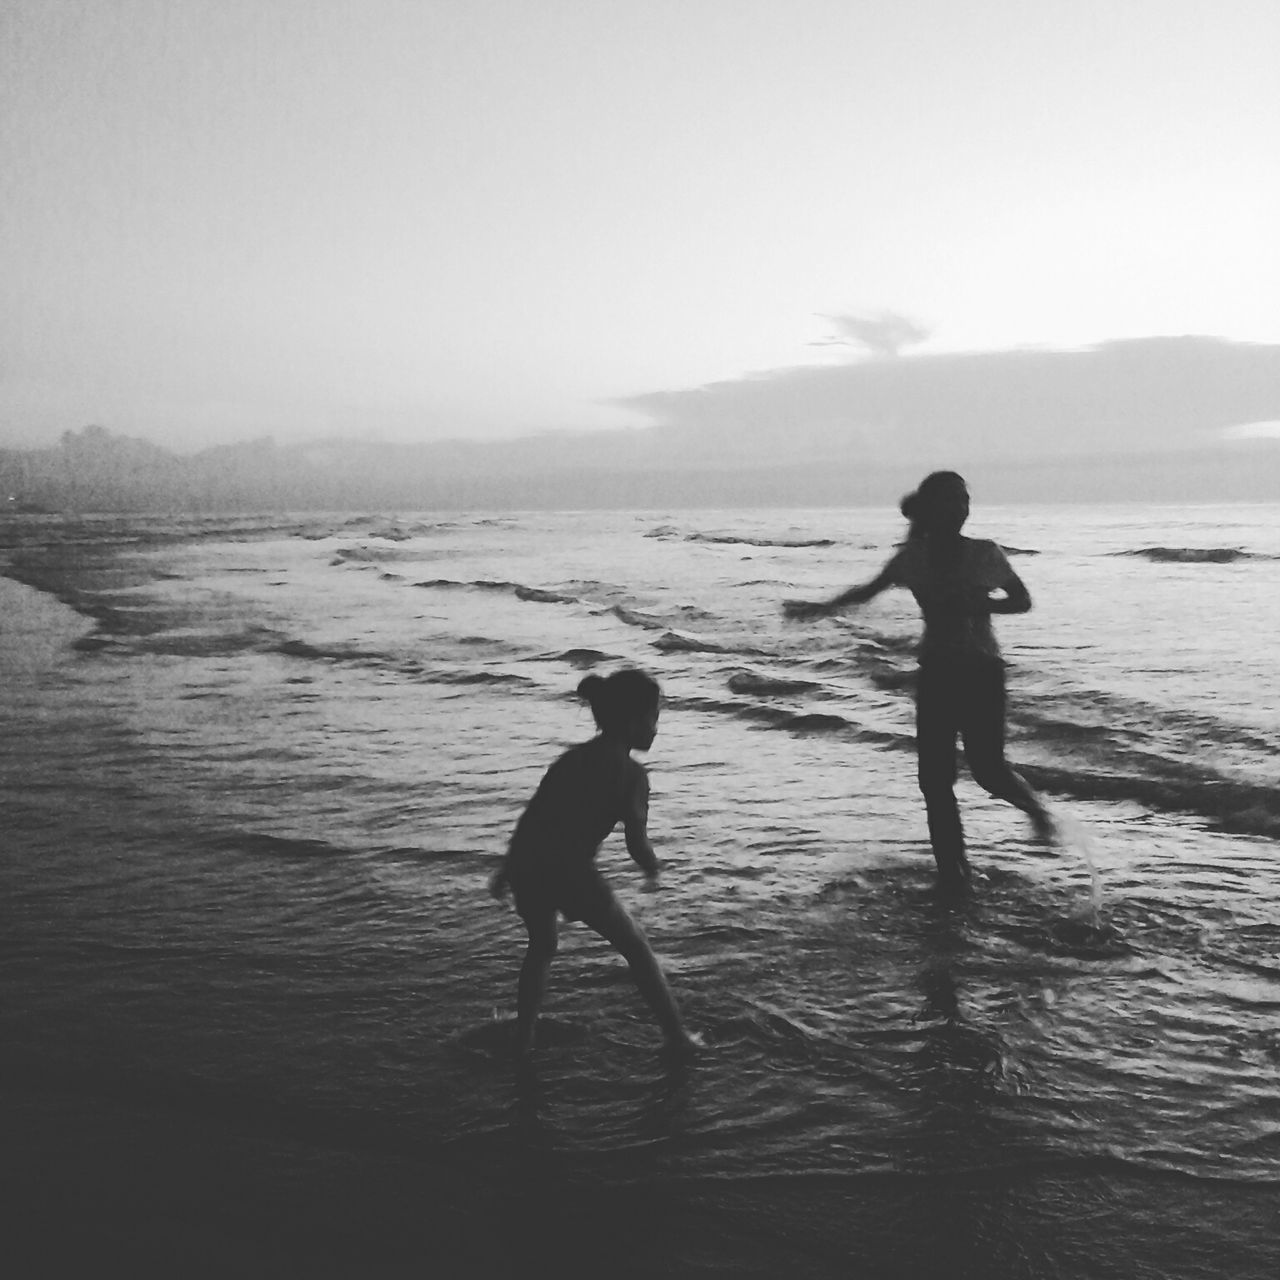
[900,490,921,520]
[577,674,604,702]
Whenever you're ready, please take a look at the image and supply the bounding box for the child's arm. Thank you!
[623,767,659,879]
[488,854,510,899]
[491,808,536,900]
[489,829,517,897]
[782,559,898,620]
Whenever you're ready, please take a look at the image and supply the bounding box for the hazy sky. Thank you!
[3,0,1278,449]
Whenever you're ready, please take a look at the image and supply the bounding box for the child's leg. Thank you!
[516,910,558,1054]
[587,899,697,1050]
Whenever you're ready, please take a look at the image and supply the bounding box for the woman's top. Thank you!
[882,536,1016,663]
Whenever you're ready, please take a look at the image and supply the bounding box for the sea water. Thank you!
[1,504,1278,1276]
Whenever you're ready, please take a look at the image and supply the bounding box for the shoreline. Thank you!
[0,574,94,674]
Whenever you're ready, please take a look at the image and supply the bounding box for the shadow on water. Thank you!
[449,1013,699,1160]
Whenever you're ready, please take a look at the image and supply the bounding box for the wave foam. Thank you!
[1113,546,1268,564]
[413,578,576,604]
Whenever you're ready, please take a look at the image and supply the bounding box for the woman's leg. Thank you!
[586,897,696,1050]
[916,664,969,886]
[516,910,558,1054]
[961,661,1054,840]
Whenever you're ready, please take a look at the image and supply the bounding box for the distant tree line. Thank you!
[0,423,730,513]
[0,426,443,513]
[4,420,1279,514]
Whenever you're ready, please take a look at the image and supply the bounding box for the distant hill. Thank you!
[3,337,1278,511]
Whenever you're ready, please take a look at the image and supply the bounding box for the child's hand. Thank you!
[641,870,661,892]
[488,867,509,900]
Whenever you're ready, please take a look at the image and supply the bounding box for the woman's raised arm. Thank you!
[782,560,898,620]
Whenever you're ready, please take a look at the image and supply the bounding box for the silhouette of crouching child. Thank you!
[489,669,700,1057]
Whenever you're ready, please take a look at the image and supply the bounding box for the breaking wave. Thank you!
[652,630,731,654]
[645,524,837,548]
[726,669,823,696]
[412,578,577,604]
[1112,546,1271,564]
[275,639,394,663]
[688,533,838,548]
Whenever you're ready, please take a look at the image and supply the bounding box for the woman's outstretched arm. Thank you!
[782,561,897,620]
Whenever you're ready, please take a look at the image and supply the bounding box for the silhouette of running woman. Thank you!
[784,471,1055,891]
[489,669,700,1056]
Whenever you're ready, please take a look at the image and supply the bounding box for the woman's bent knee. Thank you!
[524,928,558,959]
[918,772,955,801]
[970,763,1020,801]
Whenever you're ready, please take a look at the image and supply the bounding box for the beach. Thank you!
[2,506,1278,1277]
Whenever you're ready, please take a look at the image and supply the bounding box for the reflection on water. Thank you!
[2,509,1279,1275]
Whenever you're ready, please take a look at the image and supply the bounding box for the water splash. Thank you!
[1054,809,1103,924]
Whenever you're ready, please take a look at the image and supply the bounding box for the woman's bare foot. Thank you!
[661,1029,705,1060]
[1030,807,1058,851]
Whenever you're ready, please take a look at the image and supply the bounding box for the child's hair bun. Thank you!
[576,668,660,732]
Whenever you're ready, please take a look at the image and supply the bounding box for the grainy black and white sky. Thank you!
[3,0,1278,450]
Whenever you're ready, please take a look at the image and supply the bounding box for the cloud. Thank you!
[617,336,1280,468]
[1224,420,1280,439]
[812,311,932,358]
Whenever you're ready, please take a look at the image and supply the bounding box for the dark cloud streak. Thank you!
[618,336,1280,469]
[812,311,932,357]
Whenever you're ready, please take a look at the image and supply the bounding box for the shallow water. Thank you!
[2,505,1278,1275]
